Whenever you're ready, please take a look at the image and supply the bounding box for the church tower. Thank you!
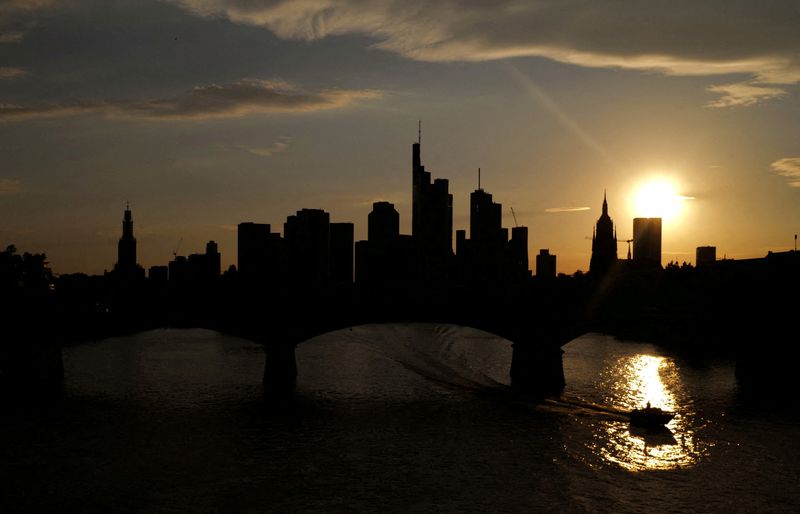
[589,191,617,275]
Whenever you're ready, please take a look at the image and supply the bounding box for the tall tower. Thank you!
[411,121,427,241]
[411,123,453,259]
[117,203,137,271]
[633,218,662,267]
[589,191,617,275]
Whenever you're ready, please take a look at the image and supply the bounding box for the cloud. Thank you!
[706,82,788,108]
[0,79,380,121]
[0,0,58,41]
[0,30,25,43]
[0,178,22,195]
[544,206,590,213]
[170,0,800,106]
[771,157,800,188]
[0,0,57,15]
[236,136,291,157]
[0,67,27,79]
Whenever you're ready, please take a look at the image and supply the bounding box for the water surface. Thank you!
[2,326,798,512]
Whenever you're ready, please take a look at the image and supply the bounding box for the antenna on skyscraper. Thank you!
[418,120,421,145]
[478,167,481,190]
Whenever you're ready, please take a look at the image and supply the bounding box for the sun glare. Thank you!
[632,179,690,221]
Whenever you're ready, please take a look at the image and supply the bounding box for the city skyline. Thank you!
[1,1,798,274]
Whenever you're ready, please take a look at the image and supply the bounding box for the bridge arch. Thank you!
[262,321,573,401]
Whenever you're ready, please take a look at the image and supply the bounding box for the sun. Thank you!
[632,179,691,221]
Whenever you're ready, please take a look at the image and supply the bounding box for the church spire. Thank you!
[602,189,608,216]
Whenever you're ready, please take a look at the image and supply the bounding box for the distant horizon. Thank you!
[8,185,797,277]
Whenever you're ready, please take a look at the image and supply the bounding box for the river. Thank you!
[2,325,798,512]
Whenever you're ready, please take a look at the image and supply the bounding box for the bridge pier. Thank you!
[509,343,565,399]
[263,344,297,400]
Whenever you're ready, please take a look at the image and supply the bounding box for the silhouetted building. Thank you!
[368,201,399,246]
[113,204,145,281]
[285,208,330,287]
[506,226,530,281]
[590,192,617,275]
[356,201,420,287]
[470,189,503,246]
[329,222,354,286]
[696,246,716,268]
[168,255,190,287]
[183,240,222,286]
[633,218,662,267]
[412,128,453,261]
[238,222,271,280]
[205,240,221,277]
[536,249,556,279]
[468,187,504,280]
[117,204,136,270]
[454,186,529,283]
[148,265,168,284]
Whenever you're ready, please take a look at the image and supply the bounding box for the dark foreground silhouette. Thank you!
[2,241,798,403]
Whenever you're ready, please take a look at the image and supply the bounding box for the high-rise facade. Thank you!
[633,218,662,266]
[589,192,617,275]
[536,249,556,279]
[696,246,716,267]
[237,222,271,280]
[285,208,330,287]
[368,201,399,246]
[329,222,354,286]
[412,130,453,259]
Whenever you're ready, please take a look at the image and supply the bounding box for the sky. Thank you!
[1,0,798,275]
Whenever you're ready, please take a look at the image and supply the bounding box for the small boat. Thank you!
[629,403,675,427]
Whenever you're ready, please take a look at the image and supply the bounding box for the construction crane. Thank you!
[510,207,519,228]
[173,237,183,258]
[616,237,634,260]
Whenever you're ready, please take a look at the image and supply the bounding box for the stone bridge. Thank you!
[209,282,590,400]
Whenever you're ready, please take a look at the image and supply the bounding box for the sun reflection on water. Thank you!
[592,354,708,471]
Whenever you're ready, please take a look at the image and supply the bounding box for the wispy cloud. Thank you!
[0,0,57,42]
[0,79,380,121]
[706,82,787,108]
[0,30,26,43]
[0,66,27,79]
[771,157,800,188]
[236,136,291,157]
[171,0,800,106]
[0,178,22,195]
[545,206,590,213]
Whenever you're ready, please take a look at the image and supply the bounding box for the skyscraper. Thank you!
[633,218,662,267]
[329,222,354,286]
[205,240,221,278]
[470,188,503,247]
[368,201,399,246]
[237,222,271,280]
[589,192,617,275]
[116,203,138,273]
[284,208,330,287]
[536,249,556,279]
[411,125,453,259]
[696,246,717,267]
[468,187,504,280]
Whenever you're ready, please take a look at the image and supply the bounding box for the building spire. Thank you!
[418,119,421,145]
[478,167,481,190]
[602,190,608,216]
